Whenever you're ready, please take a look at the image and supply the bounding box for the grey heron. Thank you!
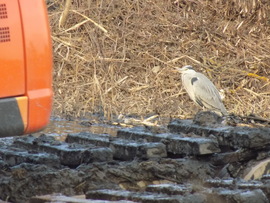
[176,65,228,116]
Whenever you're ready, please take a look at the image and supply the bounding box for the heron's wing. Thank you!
[191,73,227,113]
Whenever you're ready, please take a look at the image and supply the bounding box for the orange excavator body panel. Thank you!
[0,0,53,137]
[0,0,25,97]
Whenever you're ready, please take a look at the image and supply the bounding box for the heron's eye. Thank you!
[191,77,198,85]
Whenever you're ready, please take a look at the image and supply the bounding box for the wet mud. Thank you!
[1,112,270,202]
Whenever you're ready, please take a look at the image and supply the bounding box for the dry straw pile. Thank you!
[48,0,270,120]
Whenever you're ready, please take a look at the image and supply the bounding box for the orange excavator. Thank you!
[0,0,53,137]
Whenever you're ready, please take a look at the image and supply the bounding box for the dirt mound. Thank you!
[2,117,270,202]
[47,0,270,120]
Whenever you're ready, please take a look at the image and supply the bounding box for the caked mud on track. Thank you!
[0,112,270,202]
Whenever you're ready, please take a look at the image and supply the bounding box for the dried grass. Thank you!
[47,0,270,120]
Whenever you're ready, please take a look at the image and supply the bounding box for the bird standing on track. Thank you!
[176,65,228,116]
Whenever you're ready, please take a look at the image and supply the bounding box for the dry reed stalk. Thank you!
[70,10,108,33]
[59,0,72,27]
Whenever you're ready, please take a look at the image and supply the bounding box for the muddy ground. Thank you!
[1,112,270,202]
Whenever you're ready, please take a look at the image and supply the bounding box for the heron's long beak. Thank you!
[174,67,182,73]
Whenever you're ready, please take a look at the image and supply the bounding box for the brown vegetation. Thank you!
[47,0,270,120]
